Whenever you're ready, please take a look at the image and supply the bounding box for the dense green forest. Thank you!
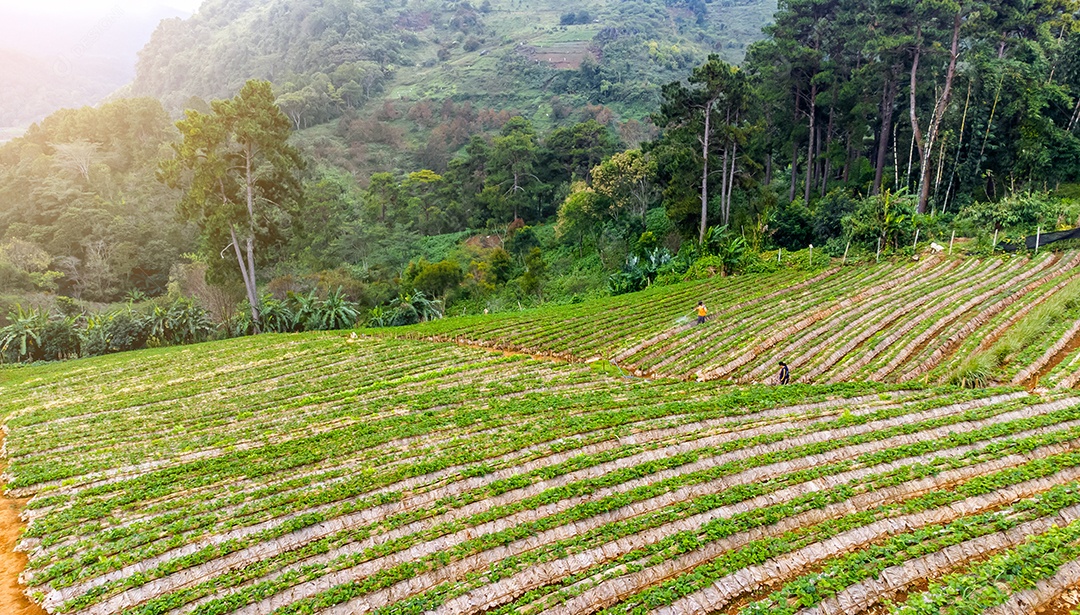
[4,0,1080,361]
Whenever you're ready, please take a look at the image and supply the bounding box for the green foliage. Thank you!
[368,291,443,327]
[148,298,216,346]
[404,259,466,299]
[609,248,672,295]
[161,79,304,331]
[520,247,548,300]
[0,305,48,363]
[0,99,190,302]
[842,190,917,252]
[958,192,1063,233]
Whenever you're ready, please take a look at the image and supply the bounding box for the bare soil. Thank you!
[1042,588,1080,615]
[0,461,45,615]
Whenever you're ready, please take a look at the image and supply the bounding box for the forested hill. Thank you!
[131,0,774,123]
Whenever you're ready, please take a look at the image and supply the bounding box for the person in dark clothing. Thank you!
[696,301,707,325]
[777,361,790,384]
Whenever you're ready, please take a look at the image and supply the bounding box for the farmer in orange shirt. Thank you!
[696,301,708,325]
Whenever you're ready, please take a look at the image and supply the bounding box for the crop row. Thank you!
[403,253,1080,387]
[9,333,1080,615]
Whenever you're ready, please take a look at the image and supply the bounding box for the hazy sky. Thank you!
[18,0,203,15]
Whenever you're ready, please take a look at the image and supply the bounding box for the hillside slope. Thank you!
[7,334,1080,614]
[409,252,1080,387]
[131,0,774,122]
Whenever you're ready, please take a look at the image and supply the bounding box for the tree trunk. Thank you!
[873,77,897,195]
[803,82,817,204]
[821,95,835,197]
[912,15,961,213]
[699,98,714,244]
[720,116,729,226]
[789,96,800,203]
[230,225,260,333]
[789,139,799,203]
[242,145,261,332]
[727,141,737,224]
[842,130,853,183]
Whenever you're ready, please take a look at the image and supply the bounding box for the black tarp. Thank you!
[1000,227,1080,252]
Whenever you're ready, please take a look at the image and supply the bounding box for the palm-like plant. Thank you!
[166,299,215,343]
[400,291,443,324]
[291,291,321,331]
[367,305,393,328]
[0,305,49,362]
[315,288,359,330]
[260,296,296,333]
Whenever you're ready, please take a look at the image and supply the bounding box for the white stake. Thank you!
[876,237,882,263]
[809,244,813,267]
[778,248,782,265]
[912,228,920,251]
[949,229,955,255]
[842,240,850,265]
[1036,227,1041,254]
[992,228,998,252]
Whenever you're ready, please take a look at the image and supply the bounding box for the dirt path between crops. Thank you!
[0,459,46,615]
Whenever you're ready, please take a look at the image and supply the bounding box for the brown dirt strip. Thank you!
[699,257,943,381]
[1033,587,1080,615]
[903,252,1080,382]
[0,458,47,615]
[1016,318,1080,389]
[873,254,1059,381]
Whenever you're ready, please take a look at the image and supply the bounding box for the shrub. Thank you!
[39,316,80,361]
[154,298,215,345]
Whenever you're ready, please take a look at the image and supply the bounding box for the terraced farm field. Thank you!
[5,331,1080,614]
[411,252,1080,387]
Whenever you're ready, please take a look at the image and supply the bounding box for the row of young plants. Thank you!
[891,515,1080,614]
[255,400,1080,615]
[947,273,1080,388]
[770,259,982,384]
[407,265,822,360]
[0,335,902,609]
[693,257,962,381]
[929,269,1080,386]
[712,258,969,381]
[581,422,1080,615]
[735,254,1045,383]
[27,386,1062,609]
[848,255,1046,381]
[631,264,899,375]
[95,391,1019,609]
[35,378,928,605]
[13,334,1080,615]
[402,252,1080,387]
